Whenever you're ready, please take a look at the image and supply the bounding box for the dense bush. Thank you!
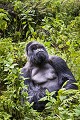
[0,0,80,119]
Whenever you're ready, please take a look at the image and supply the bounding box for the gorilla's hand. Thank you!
[28,84,46,103]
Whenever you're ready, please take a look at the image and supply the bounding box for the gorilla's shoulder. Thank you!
[49,55,66,63]
[21,62,30,72]
[49,55,61,59]
[21,62,31,78]
[49,55,68,71]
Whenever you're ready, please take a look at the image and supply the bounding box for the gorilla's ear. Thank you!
[26,41,33,54]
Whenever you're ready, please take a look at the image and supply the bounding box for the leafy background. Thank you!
[0,0,80,119]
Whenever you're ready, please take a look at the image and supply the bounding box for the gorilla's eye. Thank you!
[37,45,44,49]
[31,46,37,51]
[31,44,44,51]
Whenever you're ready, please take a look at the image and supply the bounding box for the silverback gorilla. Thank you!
[21,41,77,111]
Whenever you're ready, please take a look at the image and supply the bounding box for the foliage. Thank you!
[0,0,80,119]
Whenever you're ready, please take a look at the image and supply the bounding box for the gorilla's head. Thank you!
[26,41,49,66]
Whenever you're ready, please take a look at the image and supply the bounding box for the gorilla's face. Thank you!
[26,42,49,65]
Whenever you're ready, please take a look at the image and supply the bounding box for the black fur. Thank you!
[21,41,77,111]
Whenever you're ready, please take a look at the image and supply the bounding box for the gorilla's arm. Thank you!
[21,63,46,103]
[21,63,31,85]
[49,56,78,90]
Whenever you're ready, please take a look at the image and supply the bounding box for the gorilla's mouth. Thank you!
[36,51,48,64]
[38,52,46,59]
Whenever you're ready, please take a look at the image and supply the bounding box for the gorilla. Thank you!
[21,41,77,111]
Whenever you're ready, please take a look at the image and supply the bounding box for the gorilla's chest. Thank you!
[31,64,59,91]
[31,64,55,83]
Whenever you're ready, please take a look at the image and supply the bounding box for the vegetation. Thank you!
[0,0,80,119]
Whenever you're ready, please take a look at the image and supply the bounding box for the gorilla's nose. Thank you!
[36,49,44,53]
[38,52,46,60]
